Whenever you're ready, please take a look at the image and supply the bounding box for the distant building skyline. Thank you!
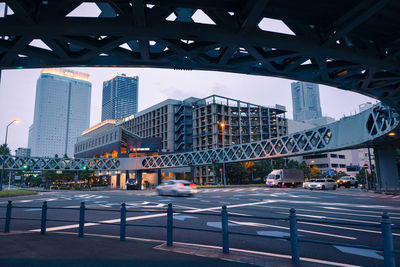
[101,74,138,121]
[291,82,322,121]
[28,68,91,157]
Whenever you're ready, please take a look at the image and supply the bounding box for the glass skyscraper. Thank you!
[291,81,322,121]
[28,68,91,157]
[102,74,138,121]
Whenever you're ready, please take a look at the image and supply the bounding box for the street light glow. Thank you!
[220,122,225,128]
[388,132,396,136]
[14,120,21,123]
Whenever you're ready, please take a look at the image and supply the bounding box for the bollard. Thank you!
[221,205,229,254]
[381,212,395,267]
[40,201,48,235]
[167,203,173,246]
[289,208,300,265]
[120,203,126,241]
[4,200,12,233]
[78,201,85,238]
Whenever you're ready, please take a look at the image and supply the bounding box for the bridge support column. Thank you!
[374,143,399,191]
[157,169,162,185]
[137,171,143,190]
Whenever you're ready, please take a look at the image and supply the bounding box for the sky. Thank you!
[0,67,376,153]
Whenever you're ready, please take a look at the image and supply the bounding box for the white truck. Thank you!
[266,169,304,188]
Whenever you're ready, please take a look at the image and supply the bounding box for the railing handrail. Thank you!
[0,201,398,266]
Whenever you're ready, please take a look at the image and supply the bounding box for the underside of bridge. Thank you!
[1,0,400,188]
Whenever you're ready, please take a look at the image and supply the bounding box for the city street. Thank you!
[1,187,399,266]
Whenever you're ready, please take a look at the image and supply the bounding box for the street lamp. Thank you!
[219,122,226,186]
[133,148,138,180]
[1,119,20,191]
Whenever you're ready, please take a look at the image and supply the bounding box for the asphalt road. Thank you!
[1,187,400,266]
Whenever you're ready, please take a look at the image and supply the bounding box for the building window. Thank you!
[339,164,346,168]
[303,154,328,159]
[330,154,337,158]
[339,155,345,159]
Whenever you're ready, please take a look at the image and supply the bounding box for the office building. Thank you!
[192,95,287,183]
[119,98,199,152]
[102,74,138,121]
[15,148,31,157]
[119,94,287,184]
[28,68,91,157]
[75,120,161,189]
[291,82,322,121]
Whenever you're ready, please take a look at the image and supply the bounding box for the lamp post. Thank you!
[220,122,226,186]
[133,148,138,180]
[1,120,20,191]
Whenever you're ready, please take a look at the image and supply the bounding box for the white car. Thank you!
[308,179,337,190]
[156,180,197,196]
[302,179,316,189]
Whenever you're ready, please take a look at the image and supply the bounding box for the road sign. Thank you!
[363,164,369,169]
[14,176,21,180]
[326,169,334,176]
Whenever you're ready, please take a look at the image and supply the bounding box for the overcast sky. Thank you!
[0,67,376,153]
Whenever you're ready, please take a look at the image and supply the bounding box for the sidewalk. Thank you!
[0,231,306,267]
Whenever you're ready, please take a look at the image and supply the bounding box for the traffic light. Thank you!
[82,166,88,171]
[22,164,30,170]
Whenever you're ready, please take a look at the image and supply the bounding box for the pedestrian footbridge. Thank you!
[1,103,398,188]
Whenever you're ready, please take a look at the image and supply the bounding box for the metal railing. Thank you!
[1,200,399,266]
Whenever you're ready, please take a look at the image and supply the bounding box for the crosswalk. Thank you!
[197,187,271,193]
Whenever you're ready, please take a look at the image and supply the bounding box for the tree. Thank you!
[287,160,300,169]
[253,159,273,180]
[332,171,348,180]
[0,144,10,155]
[310,166,321,178]
[300,161,311,180]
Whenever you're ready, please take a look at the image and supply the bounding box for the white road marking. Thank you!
[299,221,400,236]
[322,206,400,217]
[230,220,356,240]
[18,200,33,203]
[257,230,289,238]
[334,246,383,260]
[30,200,275,232]
[55,231,361,267]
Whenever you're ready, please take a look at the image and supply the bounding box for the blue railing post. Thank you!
[78,201,85,238]
[120,203,126,241]
[381,212,395,267]
[4,200,12,233]
[221,205,229,254]
[167,203,173,246]
[40,201,48,235]
[290,208,300,265]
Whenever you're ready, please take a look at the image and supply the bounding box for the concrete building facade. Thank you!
[15,148,31,157]
[28,68,91,157]
[192,95,288,184]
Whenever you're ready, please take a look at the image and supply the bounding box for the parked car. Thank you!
[125,178,140,190]
[302,179,316,189]
[157,180,197,196]
[337,176,358,188]
[308,179,337,190]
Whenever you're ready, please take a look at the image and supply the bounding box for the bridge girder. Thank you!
[2,103,398,171]
[0,0,400,111]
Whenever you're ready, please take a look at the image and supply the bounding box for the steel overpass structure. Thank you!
[1,1,400,188]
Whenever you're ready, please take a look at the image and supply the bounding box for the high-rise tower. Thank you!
[102,74,138,121]
[28,68,91,157]
[291,81,322,121]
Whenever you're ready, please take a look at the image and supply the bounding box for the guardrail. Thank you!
[1,200,399,266]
